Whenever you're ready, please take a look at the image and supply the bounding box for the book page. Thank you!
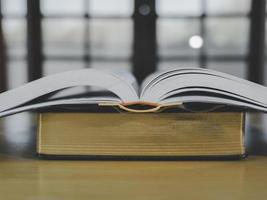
[161,95,267,112]
[0,97,121,118]
[0,69,139,114]
[141,68,267,111]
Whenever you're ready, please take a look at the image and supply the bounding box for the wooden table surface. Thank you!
[1,113,267,199]
[0,155,267,200]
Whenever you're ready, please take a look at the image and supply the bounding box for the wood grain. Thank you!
[0,155,267,200]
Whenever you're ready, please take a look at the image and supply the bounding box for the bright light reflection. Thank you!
[189,35,203,49]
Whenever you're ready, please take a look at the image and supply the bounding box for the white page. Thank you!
[141,68,267,110]
[3,67,267,116]
[158,87,267,107]
[142,73,267,104]
[141,67,265,96]
[0,69,139,113]
[0,97,121,118]
[161,95,267,112]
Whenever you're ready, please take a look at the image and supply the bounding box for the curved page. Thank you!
[0,69,139,113]
[0,97,121,118]
[161,96,267,112]
[141,69,267,109]
[141,68,267,97]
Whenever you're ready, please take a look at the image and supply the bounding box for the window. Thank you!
[1,0,27,89]
[40,0,133,74]
[0,0,255,83]
[156,0,250,78]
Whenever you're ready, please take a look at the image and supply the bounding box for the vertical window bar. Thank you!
[133,0,157,83]
[247,0,266,84]
[199,0,207,68]
[84,0,90,68]
[0,0,7,92]
[27,0,43,81]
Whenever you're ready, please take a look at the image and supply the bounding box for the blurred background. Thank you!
[0,0,267,156]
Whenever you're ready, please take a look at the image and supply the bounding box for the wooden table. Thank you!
[1,113,267,199]
[0,155,267,200]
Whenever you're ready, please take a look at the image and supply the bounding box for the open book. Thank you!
[1,67,267,117]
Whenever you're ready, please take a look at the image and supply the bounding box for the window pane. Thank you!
[89,0,133,16]
[3,61,32,147]
[158,61,199,71]
[2,19,26,58]
[90,61,132,72]
[89,19,133,58]
[206,0,251,15]
[206,18,249,56]
[41,0,84,16]
[3,112,33,145]
[156,0,202,16]
[6,60,28,89]
[264,63,267,85]
[1,0,26,16]
[265,21,267,52]
[42,19,84,57]
[157,19,201,57]
[207,61,247,79]
[43,60,85,76]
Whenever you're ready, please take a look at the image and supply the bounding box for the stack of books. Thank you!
[1,68,266,159]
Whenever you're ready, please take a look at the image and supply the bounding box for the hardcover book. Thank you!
[0,67,267,159]
[37,112,245,159]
